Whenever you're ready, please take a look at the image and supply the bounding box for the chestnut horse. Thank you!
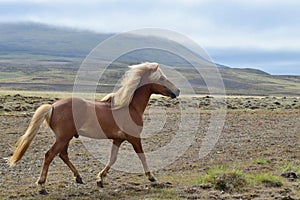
[9,62,180,194]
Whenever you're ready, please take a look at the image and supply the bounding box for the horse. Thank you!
[8,62,180,195]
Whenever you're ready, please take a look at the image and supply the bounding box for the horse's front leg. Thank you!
[129,138,156,182]
[97,139,124,188]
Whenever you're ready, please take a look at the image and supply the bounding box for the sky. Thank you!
[0,0,299,75]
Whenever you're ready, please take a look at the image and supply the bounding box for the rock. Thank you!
[149,182,172,189]
[285,105,292,109]
[260,102,268,107]
[281,171,299,180]
[21,106,28,111]
[4,107,12,112]
[13,94,21,97]
[250,105,260,110]
[199,183,213,189]
[281,196,295,200]
[227,103,238,109]
[165,103,171,107]
[274,101,281,105]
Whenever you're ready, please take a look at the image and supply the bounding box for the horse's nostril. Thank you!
[173,88,180,97]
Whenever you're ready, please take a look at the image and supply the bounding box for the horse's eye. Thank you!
[159,77,165,81]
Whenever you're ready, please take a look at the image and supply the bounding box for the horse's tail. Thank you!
[9,104,53,167]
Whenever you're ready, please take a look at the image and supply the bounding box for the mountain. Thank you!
[0,22,111,57]
[0,22,299,96]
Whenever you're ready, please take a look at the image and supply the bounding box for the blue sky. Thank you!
[0,0,299,75]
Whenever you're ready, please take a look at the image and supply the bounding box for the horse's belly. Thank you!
[77,124,126,139]
[77,122,108,139]
[78,129,107,139]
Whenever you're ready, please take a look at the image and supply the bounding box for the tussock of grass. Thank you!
[215,171,247,192]
[281,162,300,174]
[253,173,283,187]
[196,165,248,192]
[279,162,300,183]
[196,165,287,192]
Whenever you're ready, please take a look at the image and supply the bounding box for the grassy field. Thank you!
[1,53,300,96]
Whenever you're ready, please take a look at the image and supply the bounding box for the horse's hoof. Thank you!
[97,180,104,188]
[149,177,157,182]
[39,189,49,195]
[75,176,85,184]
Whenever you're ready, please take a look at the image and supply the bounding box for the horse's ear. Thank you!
[150,63,159,71]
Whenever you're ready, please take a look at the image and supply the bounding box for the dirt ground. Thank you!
[0,94,300,199]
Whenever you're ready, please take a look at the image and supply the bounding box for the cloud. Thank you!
[1,0,298,52]
[0,0,112,3]
[0,0,299,74]
[0,0,299,51]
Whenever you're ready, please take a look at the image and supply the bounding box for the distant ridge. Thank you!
[0,22,111,57]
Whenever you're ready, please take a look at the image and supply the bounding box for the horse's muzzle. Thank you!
[168,88,180,98]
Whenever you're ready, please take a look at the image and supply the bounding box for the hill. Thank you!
[0,22,110,57]
[0,23,299,96]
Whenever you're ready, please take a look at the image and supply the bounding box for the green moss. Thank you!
[253,157,269,165]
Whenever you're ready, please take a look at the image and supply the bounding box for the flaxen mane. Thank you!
[101,62,161,109]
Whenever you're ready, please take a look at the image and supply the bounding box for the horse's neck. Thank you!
[130,85,152,115]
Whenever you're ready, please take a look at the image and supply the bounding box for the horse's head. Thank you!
[144,63,180,98]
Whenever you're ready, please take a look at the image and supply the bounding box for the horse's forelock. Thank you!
[148,68,162,82]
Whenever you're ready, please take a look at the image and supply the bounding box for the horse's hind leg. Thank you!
[37,139,68,195]
[59,142,84,184]
[97,139,124,188]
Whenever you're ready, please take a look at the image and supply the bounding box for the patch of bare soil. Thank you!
[0,94,299,199]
